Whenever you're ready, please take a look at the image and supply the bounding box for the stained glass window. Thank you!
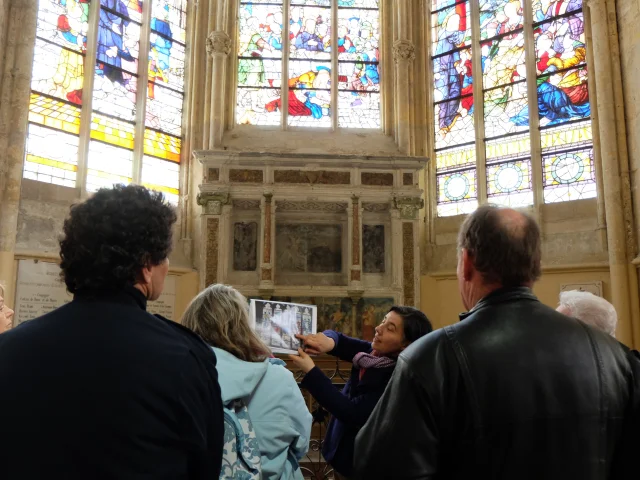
[432,0,595,215]
[25,0,188,205]
[237,0,381,128]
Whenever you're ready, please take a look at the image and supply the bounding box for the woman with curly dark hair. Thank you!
[0,185,224,480]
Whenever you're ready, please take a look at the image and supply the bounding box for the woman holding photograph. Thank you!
[290,306,432,479]
[182,284,312,480]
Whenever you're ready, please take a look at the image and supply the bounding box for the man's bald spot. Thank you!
[495,208,530,240]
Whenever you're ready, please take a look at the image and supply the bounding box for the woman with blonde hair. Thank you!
[182,284,312,480]
[0,284,14,333]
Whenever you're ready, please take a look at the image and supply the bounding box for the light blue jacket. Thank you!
[213,347,312,480]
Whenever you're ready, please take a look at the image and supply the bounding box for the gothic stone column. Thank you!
[206,31,231,148]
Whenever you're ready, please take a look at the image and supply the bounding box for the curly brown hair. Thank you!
[59,184,177,293]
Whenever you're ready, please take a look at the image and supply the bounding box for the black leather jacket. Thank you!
[354,287,640,479]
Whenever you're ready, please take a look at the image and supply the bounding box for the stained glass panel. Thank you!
[87,140,133,192]
[289,5,331,60]
[32,40,85,105]
[145,84,183,136]
[432,0,458,11]
[537,68,590,127]
[486,159,533,207]
[532,0,582,24]
[29,94,82,135]
[151,0,188,45]
[238,4,283,58]
[338,0,378,8]
[144,128,181,162]
[484,82,529,138]
[434,98,475,150]
[432,1,471,57]
[543,147,596,203]
[436,145,475,172]
[534,13,586,70]
[540,120,592,150]
[481,33,526,90]
[337,91,379,128]
[238,58,282,88]
[288,60,331,127]
[90,113,136,150]
[24,124,78,188]
[291,0,330,6]
[93,63,138,121]
[338,62,379,92]
[237,88,282,125]
[337,8,379,60]
[141,156,180,204]
[36,0,90,53]
[486,133,531,164]
[149,33,185,92]
[436,168,478,217]
[100,0,143,23]
[98,3,142,76]
[479,0,524,40]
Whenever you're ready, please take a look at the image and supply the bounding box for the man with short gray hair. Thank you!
[557,290,617,337]
[355,205,639,480]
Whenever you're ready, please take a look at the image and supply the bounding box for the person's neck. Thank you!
[467,282,503,311]
[133,283,150,300]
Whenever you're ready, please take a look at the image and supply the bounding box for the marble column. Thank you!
[348,195,363,289]
[586,0,640,347]
[197,193,230,288]
[206,30,231,148]
[395,197,424,307]
[259,193,275,292]
[390,206,403,289]
[0,0,38,305]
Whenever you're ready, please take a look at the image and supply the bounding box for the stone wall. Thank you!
[617,0,640,251]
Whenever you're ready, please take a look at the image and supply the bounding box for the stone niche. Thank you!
[194,151,427,335]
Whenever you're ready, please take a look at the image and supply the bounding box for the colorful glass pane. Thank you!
[24,123,78,188]
[32,40,85,105]
[149,33,185,92]
[90,113,136,150]
[98,3,142,76]
[432,0,461,14]
[537,68,590,127]
[238,58,282,88]
[481,33,526,90]
[238,4,283,58]
[144,128,181,162]
[479,0,524,40]
[540,120,592,151]
[434,98,475,150]
[534,13,586,69]
[436,145,475,172]
[337,91,379,128]
[145,84,183,136]
[543,147,596,203]
[432,1,471,57]
[288,60,331,127]
[87,140,133,192]
[100,0,144,23]
[237,88,282,125]
[338,61,379,92]
[337,8,379,60]
[92,63,138,121]
[29,93,82,135]
[436,168,478,217]
[291,0,330,6]
[141,156,180,204]
[484,82,529,138]
[532,0,582,24]
[338,0,378,8]
[486,159,533,207]
[485,133,531,164]
[289,5,331,60]
[151,0,188,45]
[36,0,90,53]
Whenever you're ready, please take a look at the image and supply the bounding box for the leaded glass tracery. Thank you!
[237,0,380,129]
[25,0,187,205]
[432,0,596,216]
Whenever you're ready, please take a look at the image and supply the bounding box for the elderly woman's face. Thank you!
[0,292,14,333]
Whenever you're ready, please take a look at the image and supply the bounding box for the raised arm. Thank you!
[322,331,372,363]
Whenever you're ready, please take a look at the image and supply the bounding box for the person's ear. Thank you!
[461,248,474,282]
[140,264,153,285]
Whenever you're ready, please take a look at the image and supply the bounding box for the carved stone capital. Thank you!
[392,39,416,64]
[394,196,424,220]
[197,192,230,215]
[206,31,231,57]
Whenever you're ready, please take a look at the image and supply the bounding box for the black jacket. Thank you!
[0,287,224,480]
[354,287,640,479]
[301,331,395,477]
